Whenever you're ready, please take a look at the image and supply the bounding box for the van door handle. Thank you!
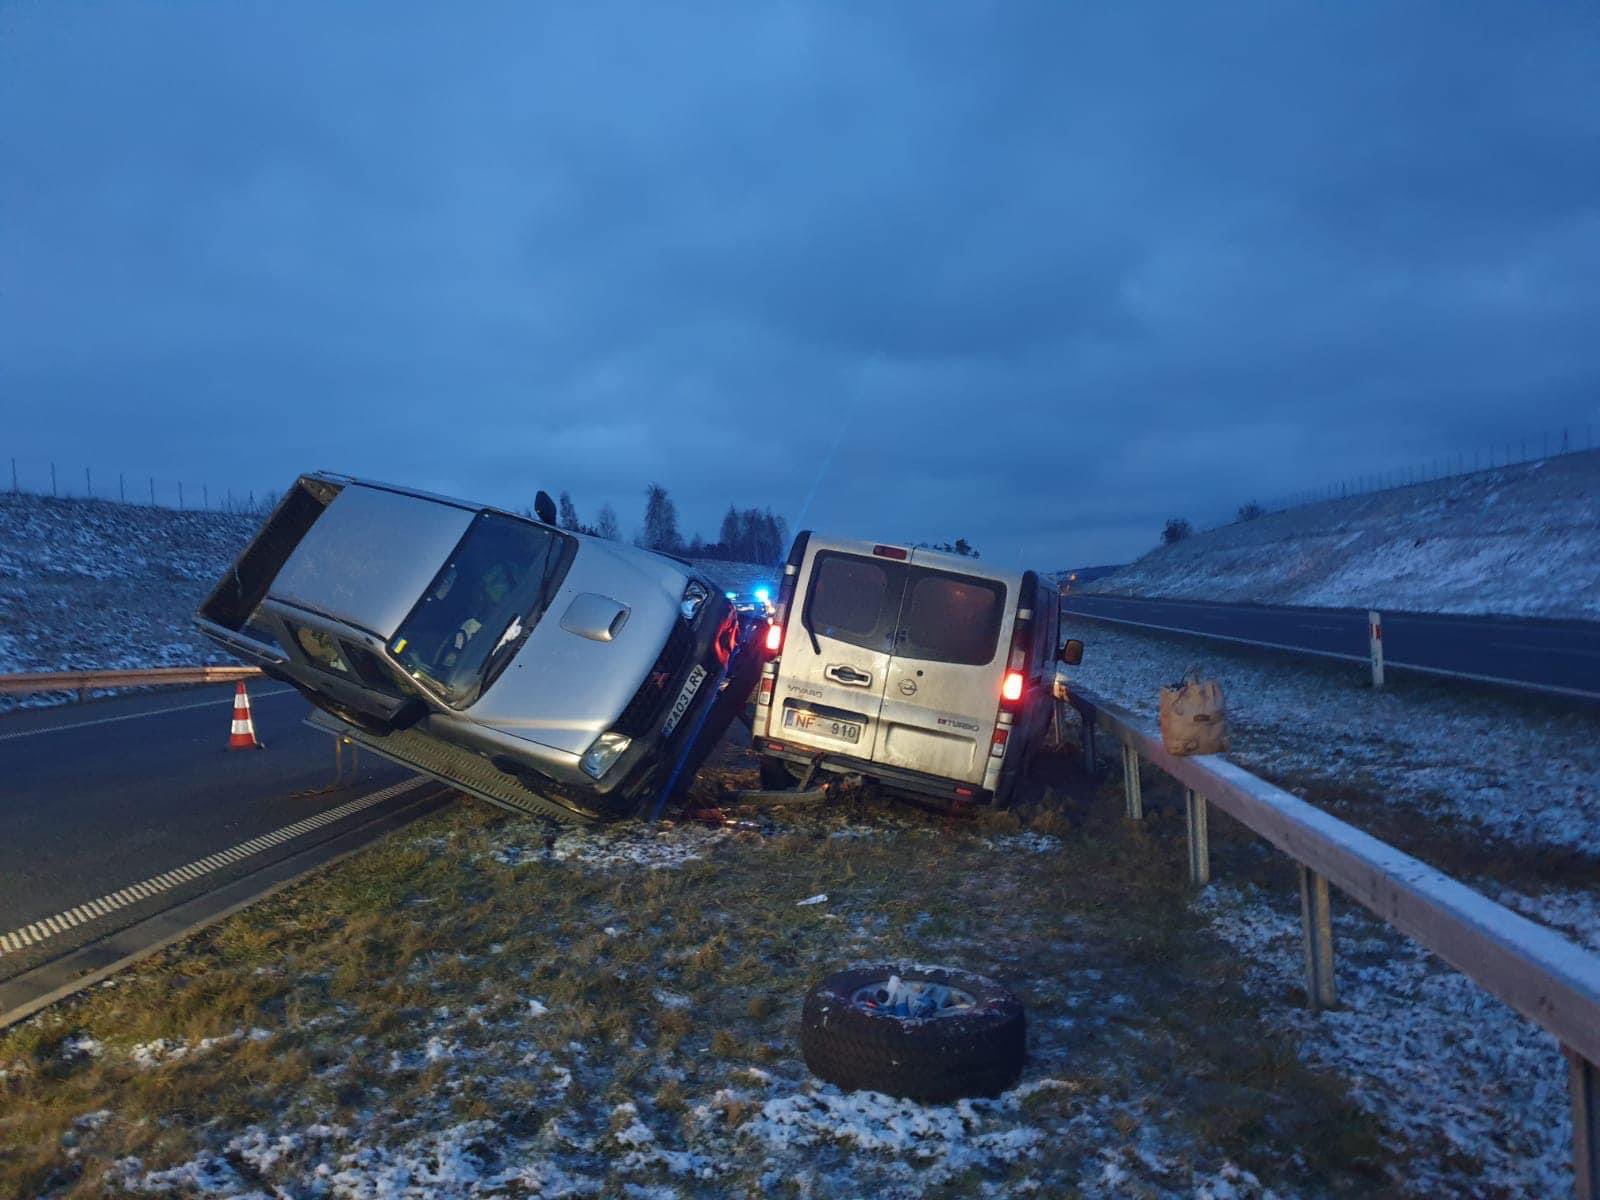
[826,664,873,687]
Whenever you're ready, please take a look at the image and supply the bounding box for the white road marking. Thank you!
[0,777,430,959]
[1490,641,1600,659]
[0,688,297,743]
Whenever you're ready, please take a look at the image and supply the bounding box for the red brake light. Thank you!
[872,544,909,560]
[765,622,782,653]
[1002,671,1024,702]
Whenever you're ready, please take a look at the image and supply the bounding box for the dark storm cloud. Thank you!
[3,2,1597,565]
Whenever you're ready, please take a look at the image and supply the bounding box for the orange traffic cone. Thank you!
[227,680,263,750]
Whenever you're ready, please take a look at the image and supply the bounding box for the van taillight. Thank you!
[872,544,909,560]
[1002,671,1023,702]
[990,726,1009,758]
[764,622,782,653]
[758,676,774,705]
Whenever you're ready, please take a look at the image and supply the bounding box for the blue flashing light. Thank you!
[725,591,738,600]
[754,587,771,604]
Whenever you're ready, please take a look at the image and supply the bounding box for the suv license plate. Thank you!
[661,664,707,737]
[784,708,862,744]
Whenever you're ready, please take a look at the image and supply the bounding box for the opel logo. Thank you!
[898,678,917,696]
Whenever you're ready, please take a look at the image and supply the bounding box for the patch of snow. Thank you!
[1065,620,1600,853]
[1084,449,1600,619]
[1196,883,1573,1197]
[795,892,828,906]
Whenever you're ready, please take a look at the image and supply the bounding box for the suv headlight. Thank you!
[580,731,632,779]
[680,580,711,622]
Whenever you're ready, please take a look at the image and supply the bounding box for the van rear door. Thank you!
[873,558,1010,785]
[767,547,904,759]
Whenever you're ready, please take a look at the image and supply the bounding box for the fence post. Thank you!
[50,462,57,496]
[1299,866,1338,1010]
[1573,1049,1598,1200]
[1368,610,1385,689]
[85,467,92,497]
[203,484,209,509]
[178,482,184,510]
[119,473,126,503]
[1081,711,1097,775]
[149,477,156,505]
[1122,742,1143,820]
[1185,788,1210,885]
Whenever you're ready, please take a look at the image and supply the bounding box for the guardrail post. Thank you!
[1299,866,1338,1010]
[1121,743,1143,820]
[1081,711,1097,775]
[1368,610,1385,689]
[1573,1049,1599,1200]
[1185,788,1210,884]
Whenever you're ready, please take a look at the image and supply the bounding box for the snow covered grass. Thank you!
[0,758,1400,1198]
[1197,884,1575,1198]
[0,494,257,706]
[1064,617,1600,862]
[1062,618,1595,1197]
[1086,449,1600,620]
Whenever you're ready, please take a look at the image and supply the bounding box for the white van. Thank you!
[753,533,1081,806]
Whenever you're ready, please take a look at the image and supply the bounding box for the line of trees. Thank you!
[545,485,787,564]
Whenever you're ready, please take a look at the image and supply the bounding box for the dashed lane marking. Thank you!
[0,688,297,743]
[0,777,429,957]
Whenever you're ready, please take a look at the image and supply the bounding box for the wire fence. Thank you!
[4,455,279,516]
[1261,422,1596,517]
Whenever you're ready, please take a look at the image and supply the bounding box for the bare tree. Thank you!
[595,503,620,541]
[557,491,581,531]
[1161,517,1193,545]
[639,483,682,552]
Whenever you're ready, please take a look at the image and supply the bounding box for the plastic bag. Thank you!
[1159,666,1229,756]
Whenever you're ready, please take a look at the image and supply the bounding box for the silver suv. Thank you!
[196,473,760,822]
[753,533,1080,806]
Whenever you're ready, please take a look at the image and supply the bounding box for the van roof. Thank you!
[800,534,1033,590]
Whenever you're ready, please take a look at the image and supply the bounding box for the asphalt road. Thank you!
[1060,593,1600,701]
[0,683,417,979]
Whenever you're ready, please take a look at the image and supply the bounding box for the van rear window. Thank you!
[805,552,905,653]
[898,572,1006,666]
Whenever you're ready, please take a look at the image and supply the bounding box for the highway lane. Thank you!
[1060,593,1600,700]
[0,683,415,978]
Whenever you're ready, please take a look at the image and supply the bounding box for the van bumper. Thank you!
[752,737,994,804]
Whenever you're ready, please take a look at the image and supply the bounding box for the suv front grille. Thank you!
[613,618,696,738]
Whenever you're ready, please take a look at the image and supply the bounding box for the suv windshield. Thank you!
[390,513,574,706]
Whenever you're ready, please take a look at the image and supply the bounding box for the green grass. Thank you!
[0,747,1394,1197]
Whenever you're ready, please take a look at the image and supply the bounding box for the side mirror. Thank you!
[1058,639,1084,666]
[534,490,558,524]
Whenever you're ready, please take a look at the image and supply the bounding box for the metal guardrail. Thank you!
[1065,685,1600,1197]
[0,665,264,700]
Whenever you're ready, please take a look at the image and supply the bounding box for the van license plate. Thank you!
[661,665,707,737]
[784,708,862,744]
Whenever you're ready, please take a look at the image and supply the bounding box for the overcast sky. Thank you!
[3,3,1597,567]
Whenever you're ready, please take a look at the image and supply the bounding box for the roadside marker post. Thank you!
[1368,610,1385,690]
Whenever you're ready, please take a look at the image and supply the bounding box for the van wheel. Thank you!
[759,755,804,790]
[800,965,1026,1101]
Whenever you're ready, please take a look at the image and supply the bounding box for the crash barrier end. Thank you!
[1065,686,1600,1194]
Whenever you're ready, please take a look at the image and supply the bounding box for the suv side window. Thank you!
[897,570,1006,666]
[805,552,906,654]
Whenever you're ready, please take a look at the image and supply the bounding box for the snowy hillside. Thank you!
[0,492,772,687]
[0,494,259,678]
[1086,450,1600,619]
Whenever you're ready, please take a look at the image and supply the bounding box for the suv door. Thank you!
[874,560,1011,784]
[769,548,905,759]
